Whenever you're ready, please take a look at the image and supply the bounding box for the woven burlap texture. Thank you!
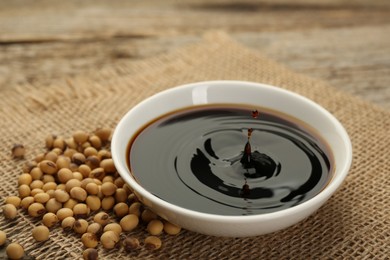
[0,32,388,259]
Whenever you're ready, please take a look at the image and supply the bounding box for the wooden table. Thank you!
[1,0,390,110]
[0,0,389,258]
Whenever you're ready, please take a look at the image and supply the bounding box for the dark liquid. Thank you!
[127,105,333,216]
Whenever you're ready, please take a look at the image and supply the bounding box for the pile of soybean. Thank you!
[2,129,181,260]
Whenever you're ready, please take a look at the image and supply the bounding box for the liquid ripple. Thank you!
[129,107,332,215]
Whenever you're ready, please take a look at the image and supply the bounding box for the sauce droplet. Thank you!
[251,110,259,118]
[243,141,251,164]
[240,179,250,198]
[247,128,253,139]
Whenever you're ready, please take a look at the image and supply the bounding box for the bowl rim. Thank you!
[111,80,353,222]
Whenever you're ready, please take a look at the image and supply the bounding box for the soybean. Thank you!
[84,147,98,157]
[64,148,77,159]
[42,174,55,183]
[0,230,6,246]
[28,203,46,217]
[103,223,122,236]
[42,213,59,228]
[89,167,104,180]
[20,196,34,210]
[81,178,94,190]
[102,175,114,183]
[42,182,57,192]
[22,161,37,173]
[45,134,55,149]
[44,151,58,162]
[86,195,101,211]
[3,204,18,219]
[113,202,128,218]
[97,150,111,161]
[82,142,92,150]
[85,183,99,195]
[78,165,91,178]
[34,153,45,163]
[5,196,21,208]
[51,147,63,155]
[34,192,50,204]
[89,135,102,149]
[101,196,115,211]
[70,187,87,201]
[147,219,164,236]
[46,189,55,199]
[56,184,66,190]
[11,144,25,158]
[81,141,92,151]
[56,156,71,169]
[81,233,98,248]
[30,167,43,180]
[123,237,140,251]
[57,168,73,184]
[93,212,110,227]
[63,198,78,209]
[65,179,82,193]
[54,189,70,203]
[53,137,65,151]
[18,184,31,198]
[163,221,181,235]
[72,153,86,165]
[32,225,50,242]
[39,160,58,175]
[128,202,142,217]
[100,230,119,249]
[65,138,78,150]
[114,188,127,203]
[30,188,44,197]
[83,248,98,260]
[144,236,162,250]
[94,128,111,143]
[86,223,102,237]
[45,198,62,213]
[6,243,24,260]
[73,219,89,234]
[114,177,125,189]
[73,130,89,144]
[120,214,139,232]
[73,203,90,218]
[86,156,101,170]
[100,159,116,173]
[18,173,32,186]
[61,216,76,232]
[141,209,158,223]
[127,193,138,204]
[73,171,84,181]
[56,208,74,221]
[30,180,44,190]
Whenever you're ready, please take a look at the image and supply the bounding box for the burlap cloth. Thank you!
[0,32,388,259]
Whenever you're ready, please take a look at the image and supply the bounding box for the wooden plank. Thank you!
[235,25,390,109]
[0,0,390,41]
[1,25,389,109]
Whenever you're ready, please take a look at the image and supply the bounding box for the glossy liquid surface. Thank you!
[127,105,333,215]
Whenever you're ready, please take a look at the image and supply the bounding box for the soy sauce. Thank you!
[127,104,333,216]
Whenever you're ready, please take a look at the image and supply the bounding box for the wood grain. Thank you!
[0,0,389,110]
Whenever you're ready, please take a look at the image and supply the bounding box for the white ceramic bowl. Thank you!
[111,80,352,237]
